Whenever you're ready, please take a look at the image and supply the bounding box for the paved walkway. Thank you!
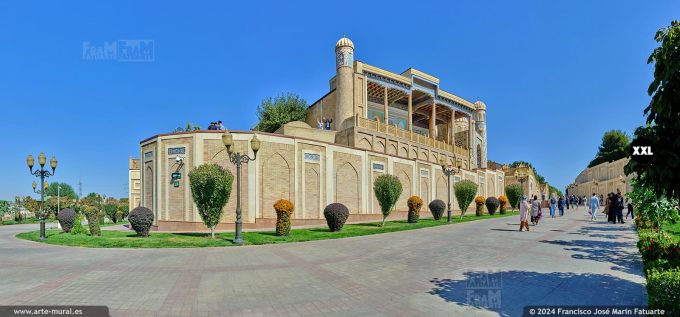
[0,207,646,317]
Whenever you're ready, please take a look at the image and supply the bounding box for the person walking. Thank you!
[531,195,542,225]
[615,189,625,224]
[606,193,616,223]
[558,195,565,216]
[589,193,600,221]
[549,194,557,218]
[519,195,530,232]
[626,200,634,219]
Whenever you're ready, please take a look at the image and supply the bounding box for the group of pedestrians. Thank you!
[588,189,633,224]
[519,189,635,231]
[519,195,543,231]
[207,121,225,130]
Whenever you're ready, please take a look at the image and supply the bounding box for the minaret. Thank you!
[474,100,488,169]
[335,36,354,131]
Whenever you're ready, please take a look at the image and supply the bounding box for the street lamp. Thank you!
[221,130,260,244]
[439,156,462,223]
[514,165,528,195]
[27,152,57,240]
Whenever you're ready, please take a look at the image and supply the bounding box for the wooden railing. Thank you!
[355,115,468,157]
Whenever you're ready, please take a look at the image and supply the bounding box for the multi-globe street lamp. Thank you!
[514,164,528,195]
[26,152,58,240]
[439,156,462,223]
[221,130,260,245]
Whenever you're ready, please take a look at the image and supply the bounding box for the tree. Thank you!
[625,21,680,201]
[509,161,546,184]
[588,130,630,167]
[0,200,9,218]
[174,122,201,132]
[454,180,478,218]
[44,182,78,200]
[628,178,679,238]
[373,174,402,227]
[103,203,118,223]
[79,194,103,236]
[253,93,308,132]
[22,196,40,214]
[548,185,563,197]
[188,163,233,238]
[505,184,523,211]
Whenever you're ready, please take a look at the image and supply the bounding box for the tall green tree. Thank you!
[188,163,233,238]
[253,93,308,132]
[625,21,680,201]
[44,182,78,200]
[505,184,523,210]
[0,200,9,218]
[454,180,478,218]
[588,130,630,167]
[373,174,402,227]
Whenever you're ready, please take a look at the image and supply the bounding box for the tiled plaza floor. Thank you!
[0,207,646,316]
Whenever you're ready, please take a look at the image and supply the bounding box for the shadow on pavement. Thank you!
[539,239,642,275]
[429,270,646,317]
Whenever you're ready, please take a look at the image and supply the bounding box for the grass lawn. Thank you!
[2,218,55,225]
[664,221,680,242]
[16,212,517,248]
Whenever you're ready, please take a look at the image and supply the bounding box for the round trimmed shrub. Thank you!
[428,199,446,220]
[474,196,486,216]
[274,199,294,236]
[57,208,76,233]
[128,207,154,237]
[323,203,349,232]
[498,195,509,214]
[407,196,423,223]
[485,197,499,215]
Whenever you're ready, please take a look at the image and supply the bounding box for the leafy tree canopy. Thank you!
[253,93,308,133]
[548,185,563,197]
[588,130,630,167]
[44,182,78,200]
[625,21,680,201]
[174,122,201,132]
[509,161,546,184]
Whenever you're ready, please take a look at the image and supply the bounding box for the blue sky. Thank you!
[0,0,677,200]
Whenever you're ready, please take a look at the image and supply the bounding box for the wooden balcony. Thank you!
[355,115,468,158]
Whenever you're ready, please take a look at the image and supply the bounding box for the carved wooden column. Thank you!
[407,94,413,131]
[429,100,436,139]
[383,86,389,127]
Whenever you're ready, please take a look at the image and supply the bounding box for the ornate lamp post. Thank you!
[26,152,57,240]
[221,130,260,245]
[439,156,462,223]
[514,165,528,195]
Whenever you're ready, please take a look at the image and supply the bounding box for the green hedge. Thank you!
[647,268,680,315]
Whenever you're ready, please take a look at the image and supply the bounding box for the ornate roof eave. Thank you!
[365,72,411,94]
[436,95,474,116]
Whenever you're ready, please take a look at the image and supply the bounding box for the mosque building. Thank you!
[131,37,510,231]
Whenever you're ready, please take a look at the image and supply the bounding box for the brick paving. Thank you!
[0,207,646,316]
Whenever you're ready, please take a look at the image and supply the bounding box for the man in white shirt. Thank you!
[589,193,600,221]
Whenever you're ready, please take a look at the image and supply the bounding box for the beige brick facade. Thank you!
[139,130,505,231]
